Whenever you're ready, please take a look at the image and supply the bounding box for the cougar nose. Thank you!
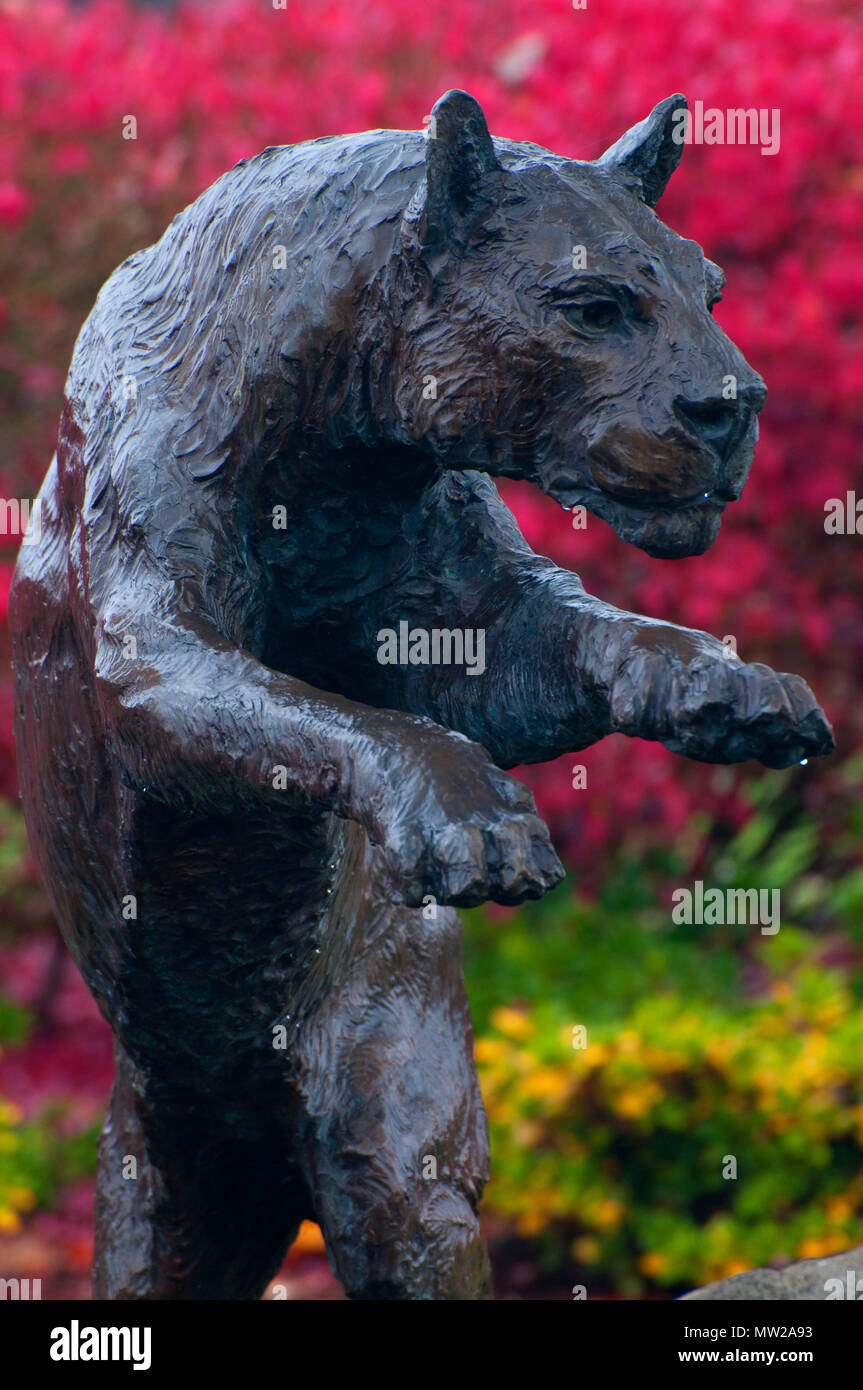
[675,389,761,463]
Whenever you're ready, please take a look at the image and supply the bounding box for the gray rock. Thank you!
[680,1245,863,1300]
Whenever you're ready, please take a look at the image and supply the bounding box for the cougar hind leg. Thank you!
[293,826,493,1300]
[93,1038,310,1300]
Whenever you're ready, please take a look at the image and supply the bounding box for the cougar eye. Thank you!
[561,298,624,332]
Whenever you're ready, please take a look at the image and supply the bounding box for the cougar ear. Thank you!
[423,89,503,250]
[597,94,688,207]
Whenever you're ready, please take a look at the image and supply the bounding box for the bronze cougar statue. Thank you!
[11,90,833,1299]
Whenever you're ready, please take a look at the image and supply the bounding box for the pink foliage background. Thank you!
[1,0,861,866]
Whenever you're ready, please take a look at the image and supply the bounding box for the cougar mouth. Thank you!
[547,479,727,559]
[549,478,727,514]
